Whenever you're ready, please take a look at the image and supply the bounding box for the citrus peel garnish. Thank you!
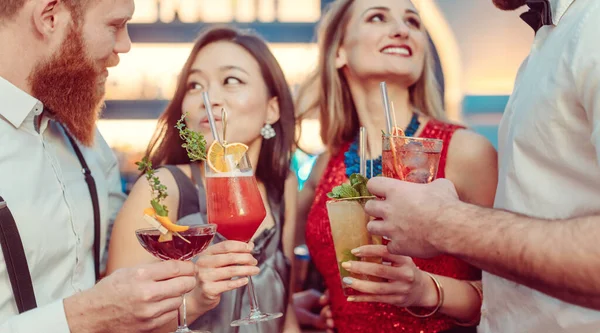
[392,127,405,136]
[143,207,189,233]
[388,127,406,180]
[207,141,249,173]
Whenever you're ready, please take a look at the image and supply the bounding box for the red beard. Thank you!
[492,0,527,10]
[29,25,105,147]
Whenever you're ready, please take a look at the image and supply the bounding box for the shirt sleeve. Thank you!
[574,2,600,164]
[0,299,70,333]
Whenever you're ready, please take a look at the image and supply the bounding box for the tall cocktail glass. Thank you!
[327,198,383,296]
[205,152,283,326]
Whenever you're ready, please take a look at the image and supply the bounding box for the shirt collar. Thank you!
[521,0,576,33]
[0,75,43,129]
[549,0,576,24]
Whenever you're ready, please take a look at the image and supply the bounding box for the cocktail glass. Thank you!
[327,198,383,296]
[382,135,443,183]
[135,224,217,333]
[205,152,283,326]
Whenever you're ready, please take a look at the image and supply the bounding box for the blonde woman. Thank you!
[296,0,498,332]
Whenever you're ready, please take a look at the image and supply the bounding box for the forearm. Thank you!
[417,274,481,323]
[283,302,301,332]
[438,203,600,309]
[435,276,481,323]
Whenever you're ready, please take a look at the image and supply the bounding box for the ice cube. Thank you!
[402,151,428,169]
[405,168,433,183]
[404,141,423,152]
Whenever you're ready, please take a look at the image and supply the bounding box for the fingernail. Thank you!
[341,262,351,270]
[247,242,254,250]
[351,248,360,255]
[347,296,356,302]
[342,277,353,285]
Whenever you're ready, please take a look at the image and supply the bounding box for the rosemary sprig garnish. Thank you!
[136,157,168,217]
[176,113,207,162]
[136,157,190,244]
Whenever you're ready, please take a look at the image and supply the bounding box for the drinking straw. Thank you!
[379,82,404,179]
[380,82,393,135]
[391,102,399,130]
[221,108,228,144]
[202,92,222,144]
[359,127,366,177]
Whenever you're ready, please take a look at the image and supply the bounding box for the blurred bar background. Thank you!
[98,0,533,193]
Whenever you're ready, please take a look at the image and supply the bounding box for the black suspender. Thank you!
[0,130,101,313]
[0,197,37,313]
[65,133,101,282]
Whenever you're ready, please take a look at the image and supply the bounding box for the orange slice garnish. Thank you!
[207,141,249,173]
[143,207,189,233]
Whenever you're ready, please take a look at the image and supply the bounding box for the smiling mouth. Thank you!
[381,46,412,57]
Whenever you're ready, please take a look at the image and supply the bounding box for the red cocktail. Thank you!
[136,227,215,261]
[205,174,266,242]
[135,224,216,333]
[205,150,283,327]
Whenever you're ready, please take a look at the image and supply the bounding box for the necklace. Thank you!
[344,113,420,178]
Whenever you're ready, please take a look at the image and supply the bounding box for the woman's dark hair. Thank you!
[146,25,295,201]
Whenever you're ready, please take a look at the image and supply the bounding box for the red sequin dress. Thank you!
[305,118,481,333]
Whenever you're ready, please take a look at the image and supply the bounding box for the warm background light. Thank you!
[106,43,318,100]
[100,0,536,186]
[130,0,320,24]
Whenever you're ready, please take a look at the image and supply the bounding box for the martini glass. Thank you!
[135,224,217,333]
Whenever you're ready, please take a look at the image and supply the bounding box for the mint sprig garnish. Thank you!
[327,173,374,201]
[136,157,168,217]
[176,113,207,162]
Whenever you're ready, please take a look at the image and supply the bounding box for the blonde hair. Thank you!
[296,0,445,154]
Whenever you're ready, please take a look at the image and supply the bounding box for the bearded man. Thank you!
[0,1,199,332]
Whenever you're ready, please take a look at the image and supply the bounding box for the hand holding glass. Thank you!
[135,224,217,333]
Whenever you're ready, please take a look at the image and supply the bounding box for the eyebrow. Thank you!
[188,66,249,76]
[109,15,132,25]
[219,65,249,75]
[361,6,420,17]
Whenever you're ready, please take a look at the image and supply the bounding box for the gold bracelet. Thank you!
[405,272,444,318]
[453,280,483,327]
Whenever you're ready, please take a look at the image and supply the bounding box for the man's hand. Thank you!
[365,177,459,258]
[65,260,198,333]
